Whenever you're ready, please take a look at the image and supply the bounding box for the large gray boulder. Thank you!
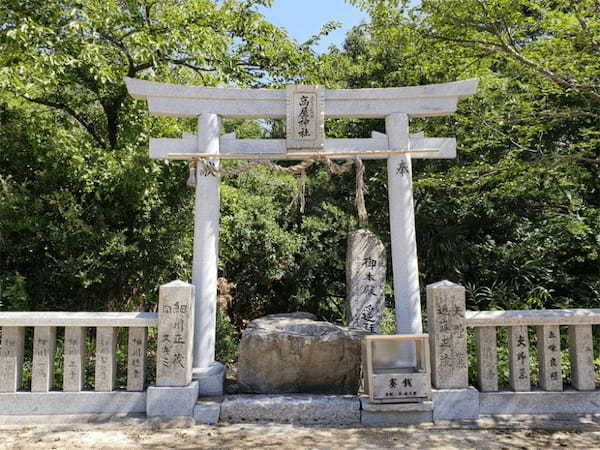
[237,312,367,394]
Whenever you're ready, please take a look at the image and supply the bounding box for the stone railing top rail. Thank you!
[125,77,478,119]
[466,309,600,327]
[0,312,158,327]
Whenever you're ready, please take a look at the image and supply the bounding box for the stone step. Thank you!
[193,398,222,425]
[219,394,360,425]
[360,396,433,425]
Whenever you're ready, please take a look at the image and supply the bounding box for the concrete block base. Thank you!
[193,399,221,424]
[146,381,199,417]
[0,391,145,415]
[220,394,360,425]
[193,362,225,397]
[359,397,433,425]
[480,390,600,415]
[432,387,480,421]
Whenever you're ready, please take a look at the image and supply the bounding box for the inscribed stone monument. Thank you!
[426,280,468,389]
[156,280,195,387]
[346,229,386,333]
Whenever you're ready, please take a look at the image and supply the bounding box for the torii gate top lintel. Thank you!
[125,77,478,120]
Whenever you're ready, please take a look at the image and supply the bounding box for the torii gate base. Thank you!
[126,77,478,397]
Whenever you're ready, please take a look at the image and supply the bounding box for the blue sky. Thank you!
[258,0,369,51]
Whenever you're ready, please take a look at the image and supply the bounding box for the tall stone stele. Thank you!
[346,229,386,333]
[426,280,468,389]
[156,280,196,387]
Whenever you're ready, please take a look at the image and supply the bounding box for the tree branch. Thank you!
[21,95,107,149]
[165,57,218,72]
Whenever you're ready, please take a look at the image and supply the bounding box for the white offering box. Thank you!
[362,334,432,404]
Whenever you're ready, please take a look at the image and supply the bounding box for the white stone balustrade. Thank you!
[425,283,598,393]
[463,308,598,392]
[0,312,158,393]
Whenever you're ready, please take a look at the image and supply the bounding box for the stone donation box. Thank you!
[362,334,432,404]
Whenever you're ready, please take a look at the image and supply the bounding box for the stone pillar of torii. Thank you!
[126,78,477,379]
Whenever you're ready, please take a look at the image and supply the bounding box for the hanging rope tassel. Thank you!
[298,170,307,214]
[354,157,368,225]
[186,160,197,188]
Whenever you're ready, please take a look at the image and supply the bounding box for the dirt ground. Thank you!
[2,416,600,449]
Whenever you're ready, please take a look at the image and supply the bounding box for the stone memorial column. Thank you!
[386,113,422,365]
[148,281,200,417]
[346,229,386,333]
[156,281,195,386]
[192,113,220,373]
[426,281,468,389]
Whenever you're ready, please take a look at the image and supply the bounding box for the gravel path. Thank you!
[1,416,600,448]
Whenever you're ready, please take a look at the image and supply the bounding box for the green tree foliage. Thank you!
[331,0,600,310]
[0,0,317,314]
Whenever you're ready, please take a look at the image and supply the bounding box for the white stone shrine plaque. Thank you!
[286,85,325,150]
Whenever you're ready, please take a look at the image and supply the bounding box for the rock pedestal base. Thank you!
[432,387,480,421]
[193,362,225,397]
[238,313,366,394]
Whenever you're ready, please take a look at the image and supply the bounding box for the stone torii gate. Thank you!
[126,78,477,393]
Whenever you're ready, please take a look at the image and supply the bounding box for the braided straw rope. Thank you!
[187,156,368,223]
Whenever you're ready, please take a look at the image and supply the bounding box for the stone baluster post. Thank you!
[31,326,57,392]
[0,327,25,392]
[63,327,87,392]
[475,327,498,391]
[568,325,595,391]
[95,327,117,392]
[127,327,147,391]
[536,325,562,391]
[508,326,530,391]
